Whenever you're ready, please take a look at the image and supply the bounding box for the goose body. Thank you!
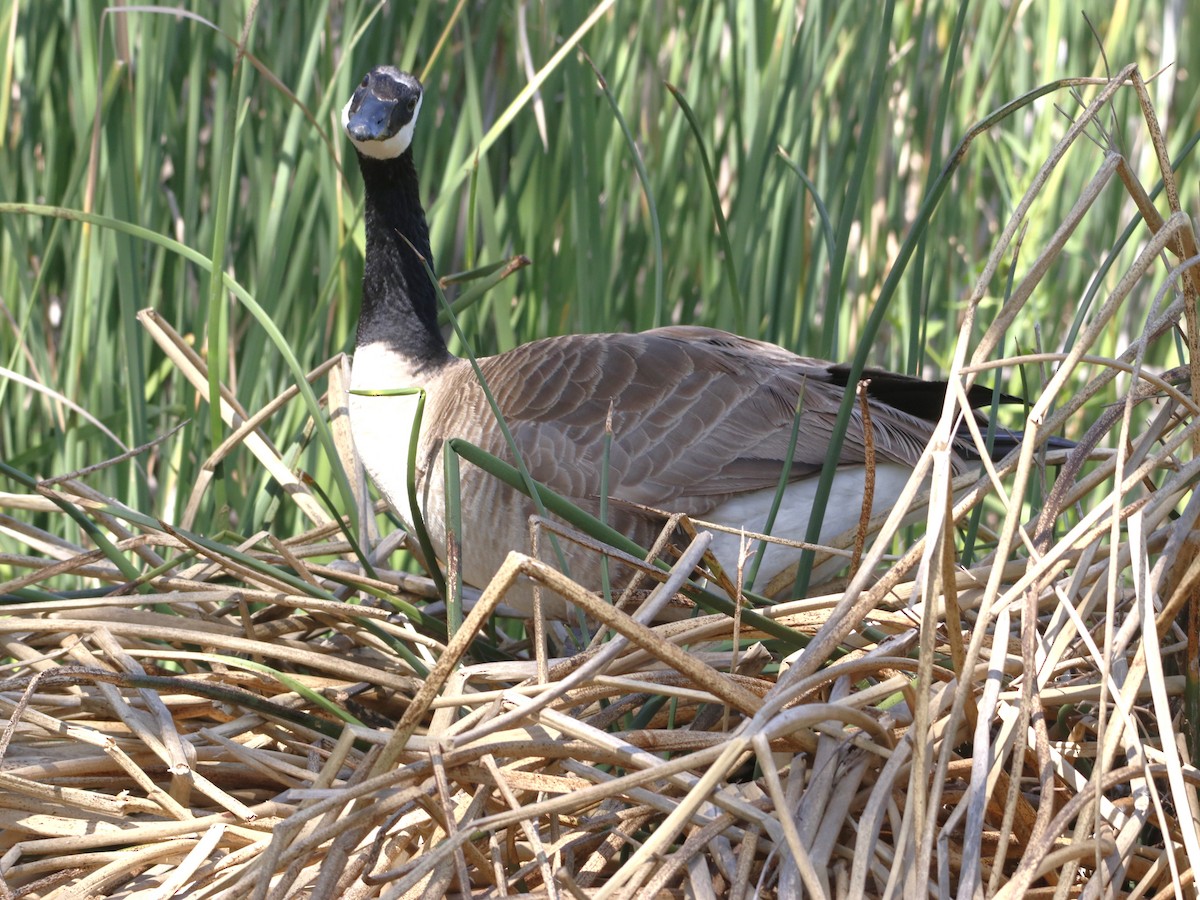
[343,67,994,616]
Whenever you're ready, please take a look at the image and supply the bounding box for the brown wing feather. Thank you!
[420,326,959,517]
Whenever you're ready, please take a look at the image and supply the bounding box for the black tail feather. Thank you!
[826,364,1021,421]
[968,429,1075,462]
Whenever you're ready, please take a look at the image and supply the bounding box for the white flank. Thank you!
[704,461,919,588]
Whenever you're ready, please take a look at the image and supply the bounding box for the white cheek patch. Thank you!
[343,92,423,160]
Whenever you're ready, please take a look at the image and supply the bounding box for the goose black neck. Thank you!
[355,150,449,367]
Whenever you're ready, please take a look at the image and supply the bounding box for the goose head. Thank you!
[342,66,424,160]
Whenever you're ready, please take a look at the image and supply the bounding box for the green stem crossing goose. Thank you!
[343,66,1011,616]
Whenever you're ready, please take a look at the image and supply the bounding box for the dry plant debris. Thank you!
[2,67,1200,899]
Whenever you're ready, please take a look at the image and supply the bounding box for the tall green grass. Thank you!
[0,0,1195,556]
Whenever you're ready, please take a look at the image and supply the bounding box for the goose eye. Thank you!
[361,75,369,87]
[407,96,418,112]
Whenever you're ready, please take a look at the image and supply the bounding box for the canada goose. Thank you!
[343,66,1012,617]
